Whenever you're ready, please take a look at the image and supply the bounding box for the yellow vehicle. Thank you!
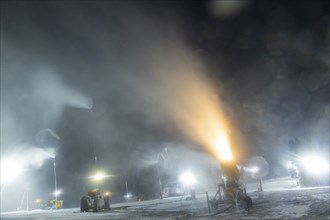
[50,200,63,209]
[80,189,110,212]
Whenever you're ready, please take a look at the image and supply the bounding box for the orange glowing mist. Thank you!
[169,73,233,162]
[147,49,233,162]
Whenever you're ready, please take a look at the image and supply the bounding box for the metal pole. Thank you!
[259,178,263,192]
[125,180,128,195]
[89,108,98,169]
[93,147,98,168]
[54,157,58,201]
[218,183,222,200]
[26,189,29,211]
[89,108,101,192]
[206,191,211,213]
[0,184,5,200]
[158,168,163,199]
[156,154,163,199]
[18,191,25,210]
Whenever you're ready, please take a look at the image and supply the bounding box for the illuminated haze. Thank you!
[126,42,233,161]
[1,1,328,211]
[0,2,232,210]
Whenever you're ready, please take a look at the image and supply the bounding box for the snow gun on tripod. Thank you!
[207,160,252,213]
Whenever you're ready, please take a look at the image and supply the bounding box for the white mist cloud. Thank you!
[32,70,93,111]
[1,145,56,185]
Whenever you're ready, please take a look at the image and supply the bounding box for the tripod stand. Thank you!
[18,188,29,211]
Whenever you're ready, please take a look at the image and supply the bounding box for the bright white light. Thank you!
[244,166,259,174]
[125,194,131,198]
[53,190,61,196]
[250,166,259,173]
[1,158,23,184]
[301,155,329,175]
[93,172,106,181]
[215,133,232,161]
[179,171,196,186]
[89,171,112,181]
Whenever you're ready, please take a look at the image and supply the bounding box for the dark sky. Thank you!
[1,0,329,211]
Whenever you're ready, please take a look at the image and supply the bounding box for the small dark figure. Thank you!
[288,138,302,186]
[104,194,110,210]
[190,189,196,199]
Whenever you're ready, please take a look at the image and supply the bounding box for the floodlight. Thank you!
[53,190,61,196]
[250,166,259,174]
[179,171,196,186]
[1,158,23,184]
[301,155,328,175]
[93,172,106,181]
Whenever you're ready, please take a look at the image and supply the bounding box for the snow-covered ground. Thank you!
[1,177,329,219]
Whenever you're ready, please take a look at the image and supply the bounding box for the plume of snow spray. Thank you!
[32,71,93,111]
[1,145,56,185]
[127,40,233,161]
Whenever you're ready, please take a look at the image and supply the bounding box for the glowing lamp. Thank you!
[53,190,61,196]
[93,172,106,181]
[179,171,196,186]
[250,166,260,174]
[1,158,23,184]
[301,155,328,175]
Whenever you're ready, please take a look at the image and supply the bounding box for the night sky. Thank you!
[1,0,329,211]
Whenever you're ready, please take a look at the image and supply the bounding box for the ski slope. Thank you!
[1,177,329,219]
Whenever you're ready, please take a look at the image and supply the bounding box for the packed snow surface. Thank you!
[1,177,329,219]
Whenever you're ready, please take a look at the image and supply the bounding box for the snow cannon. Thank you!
[80,188,109,212]
[220,160,241,200]
[220,161,252,211]
[207,160,252,213]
